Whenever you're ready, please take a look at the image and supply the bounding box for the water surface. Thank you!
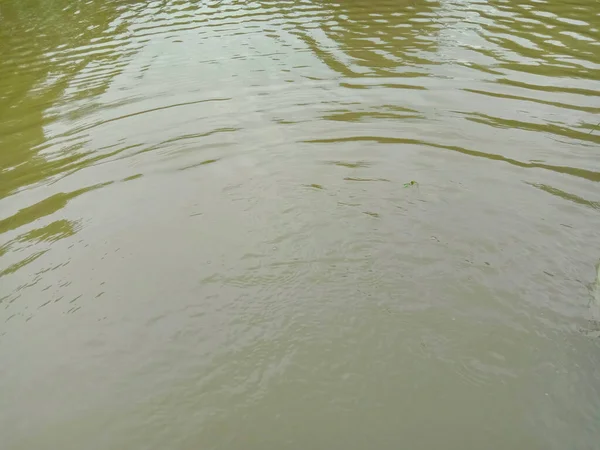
[1,0,600,448]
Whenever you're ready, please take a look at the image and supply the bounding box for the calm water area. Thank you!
[1,0,600,448]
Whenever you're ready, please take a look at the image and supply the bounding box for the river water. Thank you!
[1,0,600,448]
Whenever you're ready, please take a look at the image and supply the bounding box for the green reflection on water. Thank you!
[0,183,110,234]
[0,0,133,197]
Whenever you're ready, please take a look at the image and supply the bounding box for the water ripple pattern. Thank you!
[1,0,599,449]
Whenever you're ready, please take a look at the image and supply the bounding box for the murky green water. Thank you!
[1,0,600,448]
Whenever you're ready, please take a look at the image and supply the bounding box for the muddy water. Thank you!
[1,0,600,448]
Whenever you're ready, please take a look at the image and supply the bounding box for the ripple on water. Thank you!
[1,0,600,449]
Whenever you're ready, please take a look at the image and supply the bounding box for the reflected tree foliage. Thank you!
[0,0,137,198]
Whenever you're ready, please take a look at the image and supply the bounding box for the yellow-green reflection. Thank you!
[0,0,138,198]
[0,183,110,234]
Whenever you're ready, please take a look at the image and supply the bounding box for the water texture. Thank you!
[1,0,599,449]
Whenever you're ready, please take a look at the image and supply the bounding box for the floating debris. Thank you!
[404,180,418,188]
